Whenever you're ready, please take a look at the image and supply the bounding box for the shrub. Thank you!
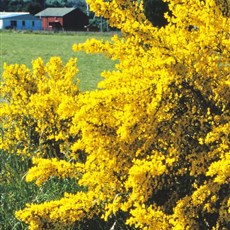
[0,57,80,158]
[1,0,229,229]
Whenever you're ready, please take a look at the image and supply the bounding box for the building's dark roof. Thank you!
[35,7,77,17]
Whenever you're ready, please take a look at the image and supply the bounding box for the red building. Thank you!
[35,7,89,31]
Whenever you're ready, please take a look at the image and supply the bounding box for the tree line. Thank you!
[0,0,87,15]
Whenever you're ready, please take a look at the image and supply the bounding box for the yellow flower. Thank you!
[3,0,229,229]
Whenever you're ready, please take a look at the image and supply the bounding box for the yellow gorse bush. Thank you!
[0,57,80,158]
[0,0,229,229]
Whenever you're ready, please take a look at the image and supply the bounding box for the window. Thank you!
[32,21,35,27]
[10,20,17,27]
[22,21,25,26]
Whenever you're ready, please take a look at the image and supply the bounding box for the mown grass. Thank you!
[0,30,117,91]
[0,31,118,229]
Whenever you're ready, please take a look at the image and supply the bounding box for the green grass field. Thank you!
[0,31,117,91]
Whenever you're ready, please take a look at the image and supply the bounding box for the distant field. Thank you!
[0,31,117,91]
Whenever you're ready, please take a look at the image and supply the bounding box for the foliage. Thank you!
[88,17,110,32]
[143,0,230,27]
[143,0,171,27]
[0,0,87,14]
[0,151,33,229]
[0,57,83,229]
[0,0,229,229]
[0,33,115,229]
[0,0,42,13]
[215,0,230,17]
[26,1,43,15]
[0,57,80,158]
[0,150,81,229]
[45,0,87,10]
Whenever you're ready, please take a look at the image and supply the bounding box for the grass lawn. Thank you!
[0,31,117,91]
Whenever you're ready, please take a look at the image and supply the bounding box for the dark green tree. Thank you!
[0,0,87,12]
[6,0,25,11]
[70,0,87,13]
[26,2,43,15]
[0,0,10,11]
[143,0,171,27]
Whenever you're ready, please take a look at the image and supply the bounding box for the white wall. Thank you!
[0,19,3,29]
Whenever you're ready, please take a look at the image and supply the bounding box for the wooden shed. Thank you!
[35,8,89,31]
[0,12,42,30]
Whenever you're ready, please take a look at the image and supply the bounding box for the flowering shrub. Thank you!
[1,0,230,229]
[0,57,80,158]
